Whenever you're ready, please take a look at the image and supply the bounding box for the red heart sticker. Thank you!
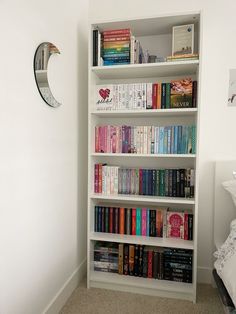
[99,88,110,100]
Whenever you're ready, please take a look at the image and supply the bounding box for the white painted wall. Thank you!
[0,1,88,313]
[89,0,236,283]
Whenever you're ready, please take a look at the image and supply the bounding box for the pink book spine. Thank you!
[107,125,111,153]
[104,126,107,153]
[142,208,147,236]
[99,126,104,153]
[184,212,188,240]
[111,126,116,153]
[119,127,122,153]
[95,126,99,153]
[115,126,119,153]
[98,126,102,152]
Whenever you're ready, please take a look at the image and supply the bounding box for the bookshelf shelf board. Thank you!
[90,271,194,300]
[90,232,194,250]
[91,153,196,158]
[90,194,195,205]
[91,108,198,117]
[91,60,199,80]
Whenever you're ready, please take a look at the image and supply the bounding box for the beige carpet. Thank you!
[60,279,224,314]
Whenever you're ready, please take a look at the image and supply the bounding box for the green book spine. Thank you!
[165,83,171,109]
[136,208,141,235]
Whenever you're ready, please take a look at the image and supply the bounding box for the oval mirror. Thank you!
[34,42,61,108]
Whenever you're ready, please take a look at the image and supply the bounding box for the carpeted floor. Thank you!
[60,279,224,314]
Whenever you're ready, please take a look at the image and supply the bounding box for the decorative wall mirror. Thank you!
[34,42,61,108]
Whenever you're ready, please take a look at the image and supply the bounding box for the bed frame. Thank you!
[213,160,236,313]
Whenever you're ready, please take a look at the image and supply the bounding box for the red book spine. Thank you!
[156,210,163,237]
[132,208,136,235]
[98,164,102,193]
[103,29,130,36]
[109,207,113,233]
[94,164,99,193]
[103,36,130,42]
[184,212,188,240]
[152,83,157,109]
[119,207,125,234]
[147,250,153,278]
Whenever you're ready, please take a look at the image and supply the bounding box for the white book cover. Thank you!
[125,84,129,110]
[114,167,119,195]
[113,85,118,110]
[110,166,114,194]
[128,84,133,110]
[151,126,155,154]
[118,84,123,109]
[154,126,159,154]
[133,83,137,110]
[140,126,144,154]
[106,166,111,195]
[136,83,142,109]
[122,84,126,110]
[143,126,148,154]
[102,165,107,194]
[95,85,113,110]
[147,126,152,154]
[130,35,135,64]
[136,126,141,154]
[142,83,147,109]
[146,83,153,109]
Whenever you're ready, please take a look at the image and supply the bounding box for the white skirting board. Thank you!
[197,266,212,284]
[43,258,87,314]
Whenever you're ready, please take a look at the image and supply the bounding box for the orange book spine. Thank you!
[119,207,125,234]
[156,210,163,237]
[157,83,161,109]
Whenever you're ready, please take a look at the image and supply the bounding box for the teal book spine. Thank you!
[174,125,178,154]
[136,208,141,235]
[177,125,182,154]
[159,126,165,154]
[163,126,168,154]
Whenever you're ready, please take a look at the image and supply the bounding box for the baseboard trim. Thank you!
[197,266,213,284]
[43,258,87,314]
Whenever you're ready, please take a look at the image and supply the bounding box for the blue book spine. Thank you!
[159,127,165,154]
[148,169,152,195]
[192,125,196,154]
[146,209,150,236]
[163,126,168,154]
[177,125,182,154]
[174,125,178,154]
[136,208,141,235]
[167,126,171,154]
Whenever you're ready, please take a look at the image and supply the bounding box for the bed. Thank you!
[213,160,236,313]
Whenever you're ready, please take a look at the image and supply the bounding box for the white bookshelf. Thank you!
[88,12,201,303]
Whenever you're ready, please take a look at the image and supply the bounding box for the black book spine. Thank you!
[148,169,152,195]
[169,169,173,197]
[192,81,197,108]
[126,208,131,235]
[114,207,119,234]
[180,169,185,197]
[98,206,102,232]
[134,245,139,276]
[176,169,180,197]
[155,170,159,196]
[101,207,105,232]
[165,169,169,197]
[138,245,143,277]
[94,206,98,232]
[153,250,158,279]
[142,249,148,278]
[92,29,98,66]
[105,207,109,233]
[152,169,156,196]
[172,169,177,197]
[150,210,156,237]
[188,214,194,240]
[123,244,129,275]
[158,250,164,279]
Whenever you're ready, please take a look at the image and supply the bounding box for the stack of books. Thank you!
[94,242,119,273]
[102,28,131,66]
[166,53,199,62]
[94,206,194,240]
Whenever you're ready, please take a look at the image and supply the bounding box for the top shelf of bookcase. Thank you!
[91,60,199,80]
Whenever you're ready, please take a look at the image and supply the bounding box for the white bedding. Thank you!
[214,219,236,307]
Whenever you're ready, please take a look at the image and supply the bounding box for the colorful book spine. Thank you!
[141,208,147,236]
[136,208,141,235]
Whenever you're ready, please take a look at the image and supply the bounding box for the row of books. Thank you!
[94,206,194,240]
[94,165,195,198]
[95,78,197,110]
[94,242,193,283]
[95,125,196,155]
[93,28,143,66]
